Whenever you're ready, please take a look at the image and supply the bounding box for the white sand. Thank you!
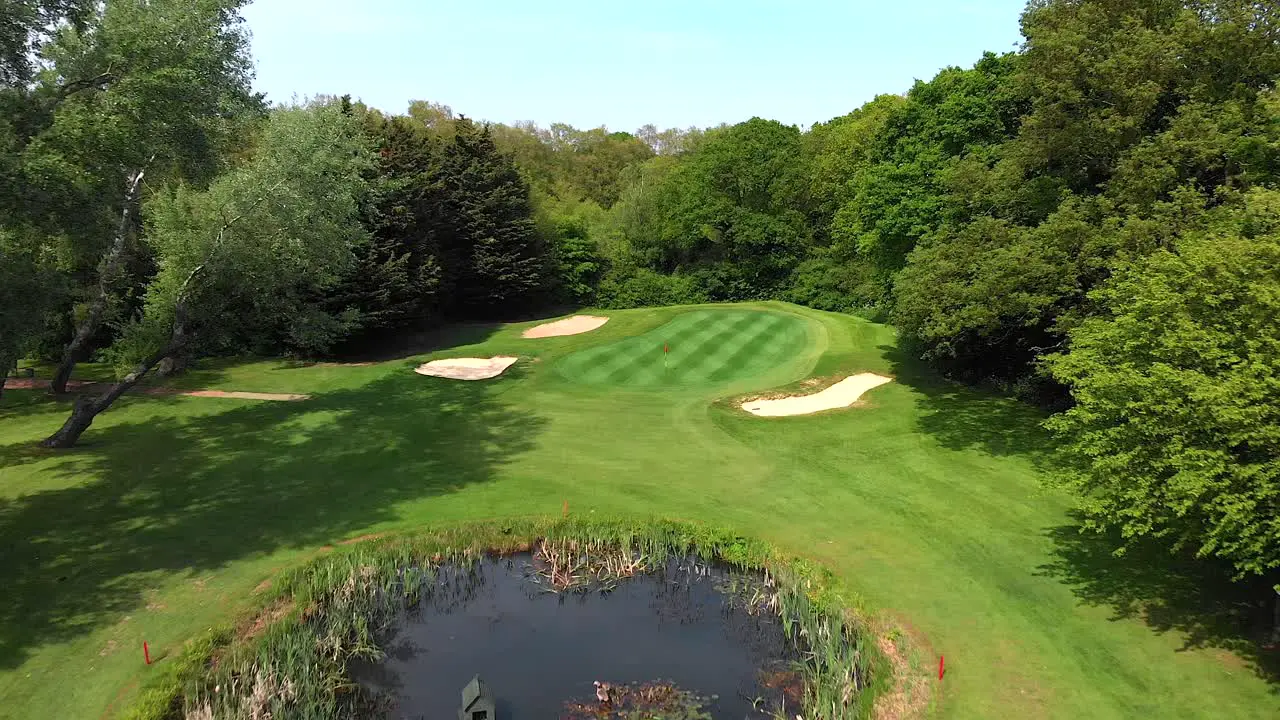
[413,356,518,381]
[741,373,893,417]
[522,315,609,338]
[184,390,310,401]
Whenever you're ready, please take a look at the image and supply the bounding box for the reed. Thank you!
[125,518,894,720]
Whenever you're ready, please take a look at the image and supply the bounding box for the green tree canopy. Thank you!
[435,119,548,316]
[1045,188,1280,582]
[3,0,261,392]
[831,52,1026,287]
[638,117,811,298]
[40,101,373,447]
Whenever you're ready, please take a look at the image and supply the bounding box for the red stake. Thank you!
[663,342,669,354]
[143,641,151,665]
[938,654,944,680]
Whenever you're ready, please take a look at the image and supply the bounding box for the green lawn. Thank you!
[0,302,1274,718]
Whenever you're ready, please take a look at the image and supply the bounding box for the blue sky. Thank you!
[241,0,1028,131]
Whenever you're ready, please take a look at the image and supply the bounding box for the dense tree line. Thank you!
[1,0,1277,620]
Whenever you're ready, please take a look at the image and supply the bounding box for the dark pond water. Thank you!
[350,554,800,719]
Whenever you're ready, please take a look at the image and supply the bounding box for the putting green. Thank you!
[556,308,808,387]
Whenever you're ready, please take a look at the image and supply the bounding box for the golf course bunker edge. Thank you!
[414,356,518,380]
[741,373,894,416]
[522,314,609,338]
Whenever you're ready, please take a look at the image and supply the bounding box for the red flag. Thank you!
[663,343,669,354]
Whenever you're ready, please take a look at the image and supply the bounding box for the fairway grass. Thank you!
[0,302,1275,719]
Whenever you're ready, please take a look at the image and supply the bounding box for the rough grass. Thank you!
[0,302,1276,719]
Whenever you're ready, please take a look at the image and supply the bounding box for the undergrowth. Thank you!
[122,518,899,720]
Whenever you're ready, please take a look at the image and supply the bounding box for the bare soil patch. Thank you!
[337,532,388,546]
[236,599,296,644]
[182,390,310,401]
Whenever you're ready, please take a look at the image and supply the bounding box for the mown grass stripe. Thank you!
[665,313,764,384]
[605,342,666,385]
[616,311,737,385]
[557,308,809,388]
[556,344,612,378]
[581,311,719,384]
[597,312,729,385]
[736,321,807,375]
[674,312,782,383]
[700,313,791,383]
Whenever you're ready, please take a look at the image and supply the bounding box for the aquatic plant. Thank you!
[562,680,714,719]
[527,538,653,592]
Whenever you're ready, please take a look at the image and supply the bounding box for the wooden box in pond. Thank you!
[458,675,496,720]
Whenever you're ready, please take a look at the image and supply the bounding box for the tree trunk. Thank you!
[40,346,171,448]
[40,295,192,448]
[0,351,14,404]
[156,353,189,377]
[1272,586,1280,646]
[50,167,147,394]
[50,310,99,393]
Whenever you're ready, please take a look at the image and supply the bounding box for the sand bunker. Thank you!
[413,356,518,381]
[741,373,893,417]
[183,390,310,401]
[522,315,609,338]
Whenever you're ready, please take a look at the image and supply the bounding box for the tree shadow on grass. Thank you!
[330,322,503,363]
[0,388,62,420]
[880,344,1279,688]
[1039,515,1280,690]
[0,367,544,669]
[878,344,1056,466]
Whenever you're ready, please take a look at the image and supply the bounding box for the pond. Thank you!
[350,552,803,719]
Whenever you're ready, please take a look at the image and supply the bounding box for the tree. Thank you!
[880,1,1280,390]
[608,155,679,263]
[40,101,373,448]
[13,0,260,392]
[323,109,443,341]
[805,94,904,238]
[0,235,55,400]
[566,129,654,208]
[636,124,708,156]
[1044,188,1280,594]
[406,99,457,141]
[490,122,655,208]
[489,120,560,194]
[831,53,1026,285]
[434,119,548,317]
[547,213,603,305]
[1014,0,1280,195]
[632,118,811,299]
[0,0,94,88]
[891,206,1093,386]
